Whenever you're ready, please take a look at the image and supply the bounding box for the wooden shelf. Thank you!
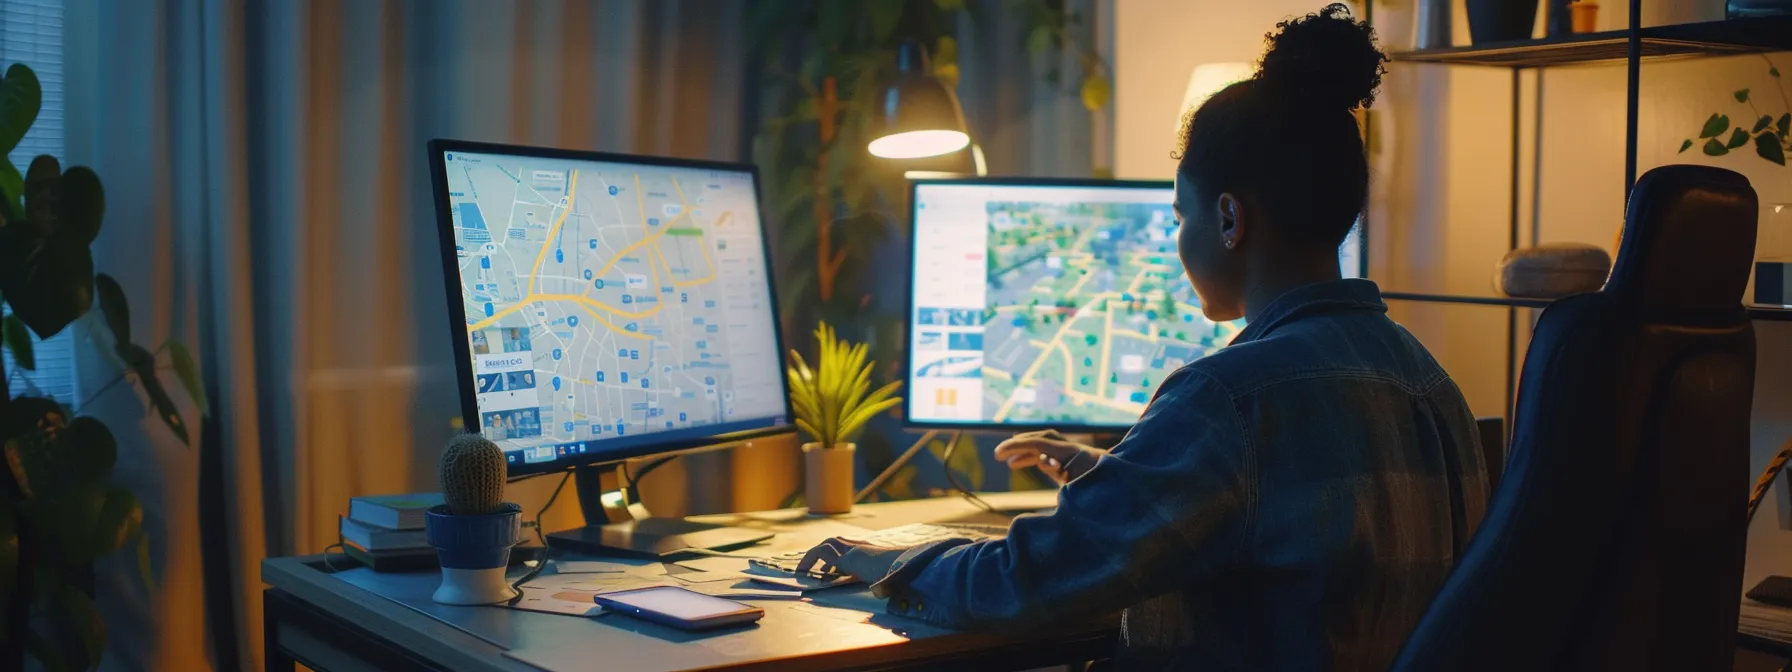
[1390,16,1792,68]
[1382,292,1792,321]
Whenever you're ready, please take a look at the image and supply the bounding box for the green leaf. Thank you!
[1758,132,1787,166]
[167,339,209,416]
[1027,24,1054,55]
[1728,127,1752,149]
[867,0,903,42]
[1779,113,1790,139]
[1735,88,1751,103]
[1757,115,1775,133]
[88,485,142,559]
[24,630,72,672]
[0,497,15,635]
[94,273,130,349]
[122,344,190,446]
[136,532,155,590]
[1081,73,1112,111]
[816,0,848,51]
[1772,66,1782,78]
[58,166,104,245]
[1700,113,1730,139]
[57,586,105,670]
[0,235,95,339]
[53,483,108,561]
[23,153,58,233]
[63,416,117,486]
[1703,138,1730,156]
[0,62,43,156]
[0,158,20,219]
[3,314,35,370]
[1678,139,1694,153]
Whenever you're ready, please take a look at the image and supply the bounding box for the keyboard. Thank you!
[749,523,1006,578]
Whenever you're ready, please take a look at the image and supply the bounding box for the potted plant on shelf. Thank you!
[1677,57,1791,304]
[786,322,902,515]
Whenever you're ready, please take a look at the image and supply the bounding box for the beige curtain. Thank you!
[63,0,747,669]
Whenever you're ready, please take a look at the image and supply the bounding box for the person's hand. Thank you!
[795,537,908,582]
[994,429,1105,485]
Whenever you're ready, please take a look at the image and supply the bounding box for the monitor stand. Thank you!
[544,462,773,560]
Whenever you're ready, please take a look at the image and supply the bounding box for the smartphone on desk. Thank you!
[592,586,765,631]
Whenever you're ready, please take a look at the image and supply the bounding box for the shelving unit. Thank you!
[1370,3,1792,417]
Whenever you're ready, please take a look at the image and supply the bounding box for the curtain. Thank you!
[63,0,746,669]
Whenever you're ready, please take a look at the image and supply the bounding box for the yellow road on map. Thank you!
[466,170,723,337]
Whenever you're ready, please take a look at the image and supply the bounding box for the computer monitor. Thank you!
[429,140,791,555]
[903,177,1364,431]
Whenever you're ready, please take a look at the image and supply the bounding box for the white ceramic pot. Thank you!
[804,442,856,515]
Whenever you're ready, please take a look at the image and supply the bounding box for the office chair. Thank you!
[1391,165,1759,671]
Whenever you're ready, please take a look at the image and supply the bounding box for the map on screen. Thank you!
[441,149,785,465]
[906,181,1359,429]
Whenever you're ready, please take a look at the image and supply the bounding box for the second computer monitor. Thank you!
[904,178,1363,431]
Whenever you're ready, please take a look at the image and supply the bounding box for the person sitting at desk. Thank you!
[798,6,1491,670]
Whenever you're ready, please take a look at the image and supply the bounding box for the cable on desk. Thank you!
[940,431,995,512]
[855,430,938,503]
[509,471,573,598]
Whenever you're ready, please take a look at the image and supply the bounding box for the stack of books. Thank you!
[339,493,444,572]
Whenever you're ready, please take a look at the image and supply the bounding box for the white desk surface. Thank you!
[263,491,1109,672]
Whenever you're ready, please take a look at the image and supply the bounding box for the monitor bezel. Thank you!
[428,139,796,476]
[901,176,1182,434]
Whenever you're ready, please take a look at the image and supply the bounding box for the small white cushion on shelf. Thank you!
[1495,243,1612,299]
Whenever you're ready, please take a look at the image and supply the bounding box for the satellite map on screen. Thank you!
[907,183,1248,429]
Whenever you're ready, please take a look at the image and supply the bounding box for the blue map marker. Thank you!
[595,279,604,289]
[609,185,619,196]
[552,376,561,390]
[584,269,593,280]
[552,348,562,360]
[567,315,579,327]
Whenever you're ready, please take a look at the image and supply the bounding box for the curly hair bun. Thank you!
[1256,3,1388,112]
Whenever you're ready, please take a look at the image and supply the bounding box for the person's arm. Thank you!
[872,367,1255,630]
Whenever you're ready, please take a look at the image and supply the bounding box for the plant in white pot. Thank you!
[786,322,902,515]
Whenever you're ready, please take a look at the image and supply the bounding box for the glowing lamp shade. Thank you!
[870,41,971,159]
[1176,62,1253,134]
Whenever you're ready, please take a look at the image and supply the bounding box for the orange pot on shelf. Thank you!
[1571,1,1600,33]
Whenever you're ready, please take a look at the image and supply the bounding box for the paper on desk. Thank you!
[548,560,629,574]
[506,572,675,618]
[671,555,750,573]
[668,570,746,584]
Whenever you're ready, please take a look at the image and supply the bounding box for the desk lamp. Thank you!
[869,41,971,160]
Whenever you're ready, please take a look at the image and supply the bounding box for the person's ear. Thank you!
[1216,192,1243,250]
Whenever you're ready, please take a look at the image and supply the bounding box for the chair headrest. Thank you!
[1604,165,1757,321]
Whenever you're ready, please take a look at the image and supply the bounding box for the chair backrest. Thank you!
[1392,165,1759,671]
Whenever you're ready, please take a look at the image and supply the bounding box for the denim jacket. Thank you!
[873,279,1490,671]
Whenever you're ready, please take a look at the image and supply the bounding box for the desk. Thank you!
[262,491,1119,671]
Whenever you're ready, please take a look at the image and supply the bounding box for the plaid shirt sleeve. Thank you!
[870,366,1254,630]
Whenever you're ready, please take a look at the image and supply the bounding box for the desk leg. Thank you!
[264,589,296,671]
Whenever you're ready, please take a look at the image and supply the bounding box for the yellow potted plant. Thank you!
[786,322,902,515]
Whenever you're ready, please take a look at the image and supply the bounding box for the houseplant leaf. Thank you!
[1703,138,1729,156]
[0,158,20,220]
[93,273,130,348]
[1756,115,1775,133]
[1700,113,1730,138]
[1735,88,1751,103]
[0,62,42,156]
[1727,128,1751,150]
[167,339,209,416]
[866,0,903,42]
[1779,113,1791,140]
[24,630,71,672]
[121,343,189,446]
[1678,139,1693,153]
[62,416,117,486]
[3,314,34,370]
[0,497,15,638]
[87,485,142,559]
[136,532,155,590]
[0,234,95,339]
[56,585,104,670]
[1758,132,1787,166]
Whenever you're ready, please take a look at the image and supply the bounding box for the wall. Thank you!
[1114,0,1792,592]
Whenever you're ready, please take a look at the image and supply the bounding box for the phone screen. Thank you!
[597,586,750,621]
